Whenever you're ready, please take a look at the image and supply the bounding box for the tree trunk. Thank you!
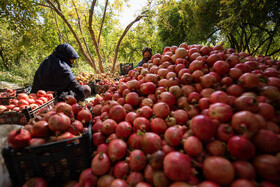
[45,0,98,73]
[0,47,9,70]
[72,0,99,73]
[111,14,147,73]
[98,0,109,45]
[89,0,104,73]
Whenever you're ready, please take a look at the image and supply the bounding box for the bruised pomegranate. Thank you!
[129,149,147,171]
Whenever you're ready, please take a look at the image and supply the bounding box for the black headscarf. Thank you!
[31,44,79,93]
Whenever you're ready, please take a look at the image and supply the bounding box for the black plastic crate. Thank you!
[88,81,96,95]
[0,85,32,94]
[0,95,56,125]
[120,63,133,75]
[16,85,32,94]
[0,111,28,125]
[2,125,93,187]
[0,96,15,105]
[22,95,57,121]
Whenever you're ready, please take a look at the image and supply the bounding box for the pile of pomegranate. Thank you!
[0,89,16,98]
[79,43,280,187]
[20,42,280,186]
[0,90,53,114]
[7,95,92,149]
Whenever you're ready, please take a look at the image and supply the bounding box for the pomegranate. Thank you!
[127,172,144,187]
[109,105,126,123]
[79,168,97,187]
[152,102,170,119]
[206,140,226,156]
[227,136,255,160]
[142,132,161,154]
[29,138,46,146]
[129,149,147,171]
[171,110,188,125]
[133,117,150,132]
[203,156,235,186]
[126,92,140,106]
[252,129,280,154]
[77,107,92,124]
[233,161,256,180]
[97,175,115,187]
[92,132,106,146]
[190,115,216,141]
[102,119,117,135]
[30,120,50,138]
[208,103,233,122]
[164,126,184,147]
[55,102,74,118]
[114,161,129,178]
[48,113,71,132]
[110,179,128,187]
[125,112,138,125]
[128,133,143,149]
[213,60,229,75]
[183,136,203,157]
[91,152,111,176]
[140,82,156,95]
[163,152,191,181]
[22,177,47,187]
[116,121,133,139]
[215,124,234,142]
[150,118,167,134]
[136,106,153,119]
[153,170,171,187]
[67,120,84,135]
[232,110,260,136]
[108,139,127,161]
[253,154,280,182]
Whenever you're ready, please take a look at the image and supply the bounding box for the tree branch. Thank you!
[268,48,280,56]
[72,0,99,73]
[34,2,52,8]
[251,36,270,55]
[45,0,97,73]
[51,9,64,43]
[89,0,104,73]
[207,28,220,38]
[54,0,61,11]
[98,0,109,45]
[111,13,148,73]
